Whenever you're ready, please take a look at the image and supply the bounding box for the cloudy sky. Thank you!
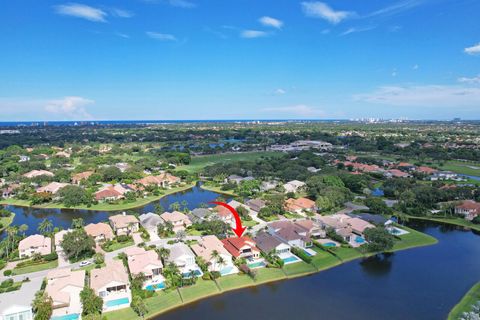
[1,0,479,121]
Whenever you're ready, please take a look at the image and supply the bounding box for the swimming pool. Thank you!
[248,261,266,268]
[355,236,366,244]
[322,242,337,247]
[51,314,79,320]
[220,266,234,275]
[282,256,300,264]
[145,283,165,291]
[106,297,130,308]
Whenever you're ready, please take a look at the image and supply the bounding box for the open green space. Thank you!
[310,248,342,270]
[176,152,282,173]
[390,225,438,251]
[440,161,480,176]
[102,240,135,252]
[254,267,287,284]
[11,260,58,275]
[0,213,15,232]
[283,261,317,277]
[332,247,365,262]
[179,279,220,303]
[448,282,480,320]
[216,273,255,291]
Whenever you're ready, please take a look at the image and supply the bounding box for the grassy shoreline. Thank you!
[448,282,480,320]
[0,213,15,232]
[105,226,437,320]
[407,215,480,232]
[0,183,196,212]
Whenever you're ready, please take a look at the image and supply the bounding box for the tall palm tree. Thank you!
[157,247,170,264]
[5,226,18,257]
[210,250,220,271]
[216,256,226,272]
[38,218,53,235]
[71,218,84,229]
[18,224,28,237]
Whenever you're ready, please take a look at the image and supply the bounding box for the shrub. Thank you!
[3,270,12,276]
[43,252,58,261]
[0,279,14,288]
[116,235,131,243]
[291,247,312,263]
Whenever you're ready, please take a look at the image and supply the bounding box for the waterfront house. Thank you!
[36,182,69,195]
[109,213,139,236]
[94,183,132,202]
[71,171,93,184]
[54,229,72,254]
[45,269,85,317]
[221,236,261,260]
[294,219,326,238]
[246,198,266,212]
[454,200,480,221]
[267,221,313,249]
[136,172,180,188]
[18,234,52,258]
[125,247,164,289]
[139,212,163,235]
[23,170,54,179]
[214,205,234,226]
[160,211,192,233]
[191,235,237,275]
[188,208,211,223]
[254,231,292,256]
[165,243,203,277]
[90,260,131,311]
[84,223,114,243]
[1,184,20,198]
[283,180,306,193]
[385,169,410,178]
[284,197,316,214]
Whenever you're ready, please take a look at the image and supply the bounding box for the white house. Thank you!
[190,235,238,276]
[165,243,203,278]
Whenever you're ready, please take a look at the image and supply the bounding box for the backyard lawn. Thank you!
[283,261,317,277]
[179,279,220,303]
[217,273,255,291]
[310,248,342,270]
[254,267,287,284]
[332,247,364,262]
[390,225,438,251]
[448,282,480,320]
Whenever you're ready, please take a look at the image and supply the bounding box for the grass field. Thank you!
[0,183,195,212]
[310,248,342,270]
[179,279,220,303]
[448,282,480,320]
[217,273,255,291]
[254,267,287,284]
[12,260,58,275]
[332,247,365,262]
[440,161,480,176]
[176,152,282,173]
[390,225,438,251]
[283,261,317,277]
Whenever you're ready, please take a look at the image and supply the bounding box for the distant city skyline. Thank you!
[1,0,480,120]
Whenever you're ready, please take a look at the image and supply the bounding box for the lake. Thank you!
[155,221,480,320]
[1,183,228,237]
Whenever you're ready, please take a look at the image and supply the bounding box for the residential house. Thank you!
[294,219,326,238]
[454,200,480,221]
[90,260,131,311]
[221,236,261,260]
[115,163,130,173]
[84,223,115,243]
[385,169,410,178]
[160,211,192,233]
[1,184,20,198]
[0,280,40,320]
[45,269,85,317]
[165,243,202,277]
[214,205,234,226]
[283,180,306,193]
[254,231,292,257]
[246,198,266,213]
[36,182,69,195]
[191,235,237,275]
[315,214,374,247]
[260,180,278,192]
[267,221,313,249]
[431,171,460,181]
[71,171,93,184]
[95,184,132,201]
[18,234,52,258]
[125,247,164,289]
[188,208,211,223]
[227,175,245,184]
[136,172,180,188]
[55,151,71,158]
[284,197,316,214]
[109,213,139,236]
[23,170,54,179]
[139,212,163,235]
[54,229,72,255]
[416,166,438,175]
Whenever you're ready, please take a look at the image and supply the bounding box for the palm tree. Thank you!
[210,250,220,271]
[216,256,226,273]
[169,202,181,211]
[157,247,170,264]
[71,218,84,229]
[38,218,53,235]
[5,226,18,257]
[18,224,28,237]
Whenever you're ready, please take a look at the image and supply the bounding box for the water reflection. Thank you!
[359,253,394,277]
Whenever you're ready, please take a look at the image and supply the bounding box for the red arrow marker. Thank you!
[210,201,246,237]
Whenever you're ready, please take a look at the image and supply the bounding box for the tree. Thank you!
[154,203,165,214]
[364,197,393,215]
[80,287,103,316]
[38,218,53,235]
[169,202,181,211]
[364,227,395,252]
[71,218,84,229]
[58,185,91,207]
[61,229,95,261]
[157,247,170,263]
[93,252,105,265]
[236,179,261,197]
[131,295,148,318]
[32,291,53,320]
[18,224,28,236]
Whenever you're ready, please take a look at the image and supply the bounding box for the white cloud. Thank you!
[0,96,94,120]
[366,0,423,19]
[166,0,196,8]
[274,88,286,95]
[110,8,134,18]
[465,43,480,56]
[54,3,107,22]
[341,26,375,36]
[301,2,353,24]
[259,16,283,29]
[262,105,326,117]
[413,64,419,70]
[458,75,480,84]
[241,30,269,39]
[146,31,177,41]
[354,85,480,107]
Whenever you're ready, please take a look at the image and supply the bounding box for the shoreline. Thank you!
[407,215,480,232]
[0,183,196,212]
[105,226,438,320]
[448,282,480,320]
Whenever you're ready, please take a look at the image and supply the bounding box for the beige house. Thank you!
[125,247,164,289]
[45,269,85,317]
[23,170,54,179]
[36,182,69,195]
[71,171,93,184]
[18,234,52,258]
[191,235,237,275]
[90,260,131,312]
[160,211,192,233]
[84,223,115,243]
[109,213,139,236]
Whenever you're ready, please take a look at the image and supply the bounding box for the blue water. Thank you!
[371,188,385,197]
[106,297,130,307]
[51,314,79,320]
[460,174,480,181]
[322,242,337,247]
[304,250,313,257]
[355,236,366,244]
[146,283,166,291]
[1,183,228,239]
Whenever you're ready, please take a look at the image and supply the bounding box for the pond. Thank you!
[155,221,480,320]
[1,183,227,237]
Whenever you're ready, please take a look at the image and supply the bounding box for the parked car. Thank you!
[79,260,93,267]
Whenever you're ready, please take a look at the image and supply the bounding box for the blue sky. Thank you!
[1,0,479,121]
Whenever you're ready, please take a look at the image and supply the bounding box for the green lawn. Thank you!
[176,152,282,173]
[102,240,134,252]
[179,279,220,303]
[0,183,196,212]
[199,184,237,196]
[0,213,15,232]
[12,260,58,275]
[440,161,480,176]
[408,216,480,232]
[310,248,342,270]
[448,282,480,320]
[283,261,317,277]
[0,281,23,293]
[390,225,438,251]
[217,273,255,291]
[332,247,365,262]
[254,267,287,284]
[243,220,259,227]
